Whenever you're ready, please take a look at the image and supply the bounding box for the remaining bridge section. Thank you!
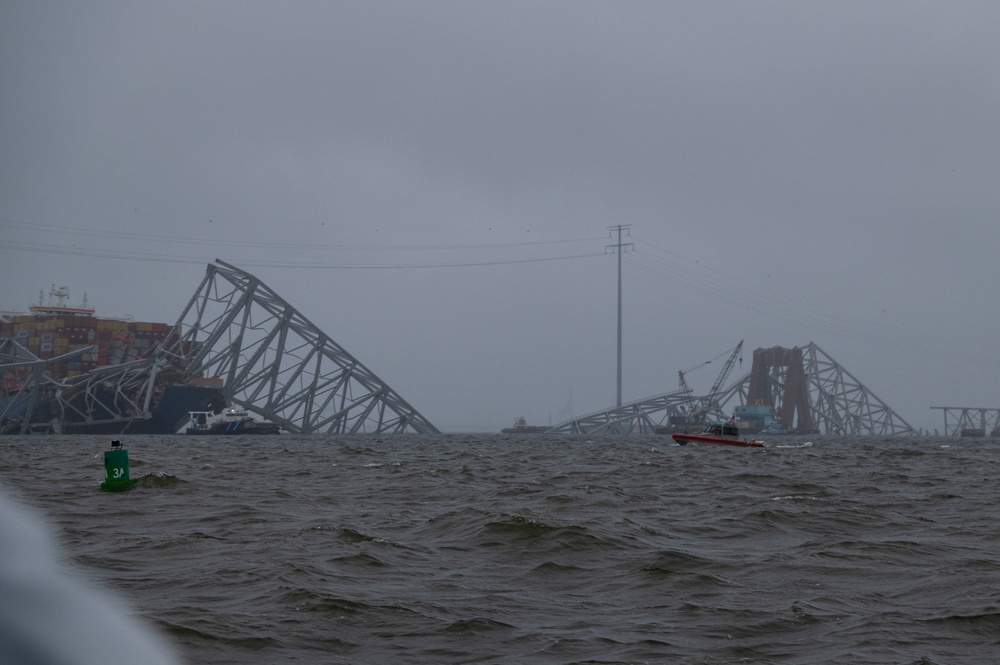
[747,346,814,432]
[158,260,439,435]
[549,342,918,436]
[748,343,915,435]
[930,407,1000,437]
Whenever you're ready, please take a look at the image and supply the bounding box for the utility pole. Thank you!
[607,225,633,409]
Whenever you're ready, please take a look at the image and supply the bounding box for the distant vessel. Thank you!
[656,403,778,435]
[731,404,776,434]
[185,408,280,435]
[671,422,765,448]
[760,422,792,435]
[501,417,550,434]
[653,413,705,435]
[960,428,985,438]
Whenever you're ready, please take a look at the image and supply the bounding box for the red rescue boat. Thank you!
[672,422,765,448]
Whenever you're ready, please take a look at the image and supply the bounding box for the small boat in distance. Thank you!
[185,408,281,435]
[501,417,550,434]
[760,422,791,435]
[672,422,765,448]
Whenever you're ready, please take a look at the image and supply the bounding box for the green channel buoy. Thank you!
[100,441,139,492]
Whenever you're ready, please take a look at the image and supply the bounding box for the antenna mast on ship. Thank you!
[49,285,70,307]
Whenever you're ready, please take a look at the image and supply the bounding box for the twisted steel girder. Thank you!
[157,261,439,434]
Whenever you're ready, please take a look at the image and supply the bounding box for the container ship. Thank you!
[1,286,223,434]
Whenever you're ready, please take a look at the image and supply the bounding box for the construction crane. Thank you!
[677,363,707,396]
[677,351,726,395]
[702,340,743,414]
[674,341,744,422]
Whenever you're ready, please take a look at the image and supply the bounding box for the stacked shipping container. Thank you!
[0,315,174,380]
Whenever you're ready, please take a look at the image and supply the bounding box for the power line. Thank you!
[0,217,604,252]
[0,239,606,270]
[626,235,999,367]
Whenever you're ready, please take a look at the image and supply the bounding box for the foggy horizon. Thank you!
[3,2,998,433]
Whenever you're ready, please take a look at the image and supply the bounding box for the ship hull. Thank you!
[672,432,765,448]
[3,386,223,435]
[186,419,280,435]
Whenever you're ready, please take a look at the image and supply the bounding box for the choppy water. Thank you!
[2,434,999,664]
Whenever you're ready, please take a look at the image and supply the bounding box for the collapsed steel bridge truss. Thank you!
[0,338,64,432]
[0,337,173,434]
[2,261,438,435]
[545,388,708,435]
[159,260,438,434]
[756,343,916,436]
[548,342,917,436]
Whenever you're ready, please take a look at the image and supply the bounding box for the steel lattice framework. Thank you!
[546,389,703,435]
[759,343,916,436]
[158,260,438,434]
[548,342,917,436]
[0,338,173,434]
[929,407,1000,437]
[0,338,56,432]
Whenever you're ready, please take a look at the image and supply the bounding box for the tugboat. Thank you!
[501,417,550,434]
[671,420,765,448]
[185,407,281,435]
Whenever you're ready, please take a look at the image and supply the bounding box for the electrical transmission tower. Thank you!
[607,224,633,409]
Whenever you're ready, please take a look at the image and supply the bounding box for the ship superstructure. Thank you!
[5,285,170,377]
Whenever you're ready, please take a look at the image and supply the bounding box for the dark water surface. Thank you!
[2,434,998,664]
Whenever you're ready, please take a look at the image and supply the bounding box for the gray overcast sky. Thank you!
[2,1,998,432]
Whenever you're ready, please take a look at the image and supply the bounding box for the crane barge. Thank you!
[656,341,743,434]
